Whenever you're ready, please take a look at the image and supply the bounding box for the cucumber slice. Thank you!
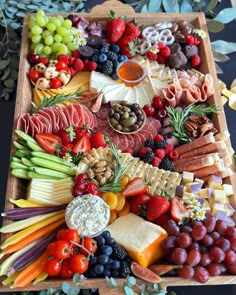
[27,171,60,180]
[31,151,74,167]
[31,167,68,179]
[12,157,21,163]
[21,158,33,167]
[13,141,26,150]
[15,130,38,144]
[26,140,44,152]
[10,162,28,170]
[11,169,29,179]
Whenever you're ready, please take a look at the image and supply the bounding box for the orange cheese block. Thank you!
[32,71,90,107]
[107,213,168,267]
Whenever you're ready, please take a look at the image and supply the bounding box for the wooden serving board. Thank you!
[1,0,236,292]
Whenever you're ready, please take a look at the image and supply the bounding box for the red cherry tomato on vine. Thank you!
[63,229,80,245]
[54,240,71,260]
[59,259,74,279]
[28,70,42,82]
[44,257,62,276]
[69,254,89,274]
[46,242,56,257]
[50,77,62,89]
[56,228,66,241]
[80,237,97,256]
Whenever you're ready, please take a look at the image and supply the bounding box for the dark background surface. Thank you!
[0,0,236,294]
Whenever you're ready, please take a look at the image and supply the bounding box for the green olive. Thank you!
[131,124,139,131]
[122,106,131,112]
[122,112,129,120]
[112,104,122,112]
[109,118,118,127]
[116,124,122,131]
[122,127,130,133]
[122,116,137,127]
[108,109,114,117]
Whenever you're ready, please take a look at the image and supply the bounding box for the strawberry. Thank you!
[116,36,136,58]
[90,132,107,149]
[146,51,157,60]
[139,147,152,158]
[170,197,191,222]
[146,196,170,221]
[58,126,76,145]
[72,135,91,154]
[153,134,164,142]
[59,143,74,157]
[151,156,162,167]
[105,10,126,43]
[168,149,179,161]
[159,47,171,58]
[35,133,61,154]
[156,54,166,64]
[154,149,166,159]
[122,177,147,197]
[123,22,141,39]
[129,193,150,215]
[74,127,91,140]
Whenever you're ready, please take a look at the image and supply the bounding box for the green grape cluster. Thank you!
[28,10,79,59]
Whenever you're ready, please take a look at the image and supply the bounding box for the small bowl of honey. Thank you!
[116,60,146,87]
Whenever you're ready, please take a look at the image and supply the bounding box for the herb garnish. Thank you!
[167,103,219,143]
[31,87,82,114]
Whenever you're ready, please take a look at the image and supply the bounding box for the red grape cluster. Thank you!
[161,215,236,283]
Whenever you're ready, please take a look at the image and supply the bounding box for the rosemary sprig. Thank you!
[31,87,82,114]
[99,143,130,193]
[166,103,219,143]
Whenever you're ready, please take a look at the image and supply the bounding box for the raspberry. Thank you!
[143,104,155,117]
[154,149,166,159]
[156,54,166,64]
[165,144,174,154]
[123,148,134,155]
[151,157,162,167]
[87,61,97,71]
[71,50,80,58]
[185,35,195,45]
[139,147,152,158]
[73,58,84,71]
[146,51,157,60]
[57,54,69,64]
[68,57,75,66]
[154,134,164,143]
[168,149,179,161]
[191,55,201,67]
[69,67,78,77]
[152,96,164,110]
[160,47,171,58]
[194,37,201,46]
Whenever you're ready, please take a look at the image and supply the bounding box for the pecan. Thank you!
[191,130,199,138]
[199,123,214,136]
[184,120,198,131]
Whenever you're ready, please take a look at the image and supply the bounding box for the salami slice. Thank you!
[131,133,143,153]
[110,132,120,148]
[116,134,129,151]
[125,134,135,150]
[146,117,161,133]
[96,103,110,120]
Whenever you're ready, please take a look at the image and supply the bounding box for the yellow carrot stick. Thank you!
[13,252,48,288]
[33,271,48,284]
[0,218,65,258]
[9,198,42,207]
[2,271,20,285]
[1,211,65,249]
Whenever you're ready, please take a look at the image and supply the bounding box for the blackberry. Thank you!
[107,50,118,62]
[144,138,155,150]
[111,243,128,260]
[155,139,168,149]
[159,156,174,171]
[93,48,100,55]
[91,54,99,62]
[119,260,131,278]
[102,60,113,76]
[143,150,155,163]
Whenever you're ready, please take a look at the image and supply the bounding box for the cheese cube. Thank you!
[202,200,211,212]
[107,213,167,267]
[221,184,234,197]
[211,201,225,216]
[182,171,194,184]
[185,182,202,194]
[194,178,204,187]
[182,192,194,202]
[224,203,235,217]
[198,188,213,199]
[208,175,222,189]
[214,190,226,203]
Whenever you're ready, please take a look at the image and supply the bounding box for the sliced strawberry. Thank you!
[59,143,74,157]
[129,193,150,215]
[58,126,76,145]
[122,177,147,198]
[170,197,191,222]
[74,127,91,141]
[146,196,170,221]
[89,132,107,149]
[35,133,61,154]
[72,136,91,154]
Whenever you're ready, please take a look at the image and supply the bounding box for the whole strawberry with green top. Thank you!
[105,10,126,43]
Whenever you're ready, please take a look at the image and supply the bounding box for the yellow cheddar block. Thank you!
[213,189,226,203]
[182,171,194,184]
[107,213,167,267]
[208,175,222,189]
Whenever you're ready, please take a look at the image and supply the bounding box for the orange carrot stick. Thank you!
[0,219,64,258]
[13,251,48,288]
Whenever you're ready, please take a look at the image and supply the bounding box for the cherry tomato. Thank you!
[64,229,80,245]
[85,182,99,196]
[56,228,67,241]
[56,60,68,71]
[44,257,62,276]
[54,240,71,260]
[80,237,97,256]
[69,254,89,274]
[46,242,56,257]
[59,259,74,279]
[75,173,88,185]
[28,70,42,82]
[50,77,62,89]
[39,57,49,66]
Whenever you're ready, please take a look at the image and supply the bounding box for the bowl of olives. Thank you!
[108,102,146,134]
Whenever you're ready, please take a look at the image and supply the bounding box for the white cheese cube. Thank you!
[182,171,194,184]
[214,190,226,203]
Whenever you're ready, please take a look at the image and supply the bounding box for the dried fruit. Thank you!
[131,262,163,283]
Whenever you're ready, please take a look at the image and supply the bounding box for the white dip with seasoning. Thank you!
[65,194,110,237]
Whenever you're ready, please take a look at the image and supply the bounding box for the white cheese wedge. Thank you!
[107,213,167,267]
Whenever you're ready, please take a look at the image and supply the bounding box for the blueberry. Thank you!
[110,44,120,53]
[103,268,111,277]
[101,230,111,239]
[98,254,109,264]
[106,237,115,245]
[100,46,109,54]
[112,260,121,270]
[101,245,113,256]
[111,270,120,278]
[87,269,97,278]
[94,264,105,275]
[90,256,97,265]
[96,236,105,246]
[119,55,128,62]
[91,54,98,62]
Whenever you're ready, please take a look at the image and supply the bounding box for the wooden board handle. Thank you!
[90,0,135,16]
